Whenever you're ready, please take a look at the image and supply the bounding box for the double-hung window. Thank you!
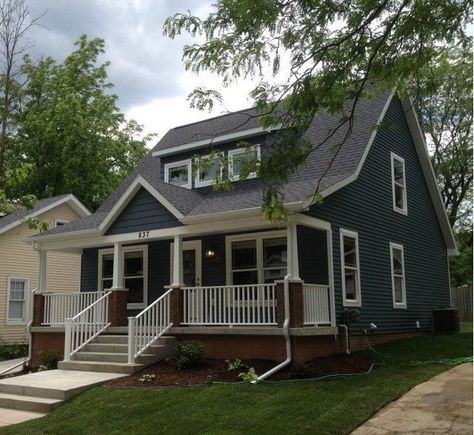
[164,160,192,189]
[340,229,361,306]
[391,152,407,214]
[195,154,222,188]
[390,243,406,308]
[228,145,260,181]
[7,277,28,323]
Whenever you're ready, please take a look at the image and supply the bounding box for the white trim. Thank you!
[389,242,407,309]
[339,228,362,307]
[0,194,90,236]
[170,240,202,287]
[391,152,408,215]
[98,244,148,309]
[194,153,223,188]
[152,126,279,157]
[293,213,332,231]
[228,145,261,181]
[225,230,287,285]
[98,176,184,234]
[164,159,192,189]
[6,276,30,325]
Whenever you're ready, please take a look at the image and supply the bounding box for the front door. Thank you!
[170,240,202,286]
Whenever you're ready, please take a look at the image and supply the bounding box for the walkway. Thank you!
[352,363,473,434]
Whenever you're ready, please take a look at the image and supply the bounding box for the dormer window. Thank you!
[195,154,222,188]
[228,145,260,181]
[164,160,192,189]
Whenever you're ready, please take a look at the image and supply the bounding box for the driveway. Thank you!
[352,363,473,434]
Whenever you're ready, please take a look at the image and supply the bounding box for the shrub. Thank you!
[0,343,28,362]
[175,340,206,370]
[38,350,61,370]
[226,358,245,371]
[238,367,259,382]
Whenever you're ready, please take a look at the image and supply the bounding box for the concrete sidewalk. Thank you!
[352,363,473,434]
[0,358,26,375]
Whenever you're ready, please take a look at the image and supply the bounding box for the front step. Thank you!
[0,392,62,413]
[58,360,143,374]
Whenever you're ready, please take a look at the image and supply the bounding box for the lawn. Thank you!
[1,328,472,435]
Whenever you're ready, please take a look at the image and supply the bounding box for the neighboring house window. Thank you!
[195,154,222,188]
[340,229,361,307]
[391,152,407,214]
[226,231,286,284]
[164,159,192,189]
[55,219,70,227]
[98,245,148,309]
[7,277,29,323]
[228,145,260,181]
[390,242,406,308]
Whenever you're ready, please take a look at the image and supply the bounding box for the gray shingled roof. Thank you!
[36,91,390,237]
[0,194,70,233]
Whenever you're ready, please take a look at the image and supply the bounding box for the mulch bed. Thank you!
[105,352,379,388]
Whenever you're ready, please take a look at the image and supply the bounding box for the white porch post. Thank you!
[111,242,123,289]
[38,250,47,293]
[287,221,300,280]
[171,235,183,287]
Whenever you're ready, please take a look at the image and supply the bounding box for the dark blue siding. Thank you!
[106,187,181,235]
[306,97,450,334]
[297,226,328,285]
[81,248,98,291]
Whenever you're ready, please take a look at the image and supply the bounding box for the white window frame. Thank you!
[390,242,407,309]
[164,159,192,189]
[228,145,261,181]
[340,228,362,307]
[55,219,70,227]
[6,277,29,325]
[98,245,148,309]
[194,153,223,188]
[225,230,286,285]
[391,152,408,215]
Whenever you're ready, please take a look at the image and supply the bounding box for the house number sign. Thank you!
[138,231,150,239]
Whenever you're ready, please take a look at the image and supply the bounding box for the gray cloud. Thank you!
[25,0,210,110]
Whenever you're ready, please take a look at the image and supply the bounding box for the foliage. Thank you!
[37,350,61,371]
[0,343,27,361]
[226,358,243,371]
[237,367,259,382]
[450,229,473,287]
[3,331,471,434]
[7,35,151,211]
[138,373,156,383]
[164,1,472,222]
[175,340,206,370]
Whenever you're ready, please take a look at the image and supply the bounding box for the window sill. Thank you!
[393,207,408,216]
[343,300,362,308]
[393,303,407,309]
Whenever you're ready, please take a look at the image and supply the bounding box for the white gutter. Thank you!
[254,274,292,382]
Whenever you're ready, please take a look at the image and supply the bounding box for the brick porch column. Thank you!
[107,288,128,326]
[275,280,305,328]
[32,293,46,326]
[169,287,183,326]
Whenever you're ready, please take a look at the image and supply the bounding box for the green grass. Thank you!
[1,331,472,435]
[461,321,472,333]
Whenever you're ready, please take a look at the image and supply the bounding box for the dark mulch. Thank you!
[105,352,379,388]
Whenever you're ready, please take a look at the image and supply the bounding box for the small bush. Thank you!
[238,367,259,382]
[226,358,245,371]
[175,340,206,370]
[38,350,61,370]
[0,343,28,362]
[139,373,156,383]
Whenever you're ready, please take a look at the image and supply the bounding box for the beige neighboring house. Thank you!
[0,194,90,343]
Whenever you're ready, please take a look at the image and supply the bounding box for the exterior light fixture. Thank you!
[205,248,216,259]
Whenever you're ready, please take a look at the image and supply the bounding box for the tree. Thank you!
[164,0,472,221]
[450,229,473,286]
[7,35,151,211]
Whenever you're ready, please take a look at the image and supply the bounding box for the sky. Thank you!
[24,0,266,145]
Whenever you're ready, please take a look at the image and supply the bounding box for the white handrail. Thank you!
[64,291,111,361]
[303,283,331,325]
[128,289,173,364]
[182,284,276,325]
[43,291,105,325]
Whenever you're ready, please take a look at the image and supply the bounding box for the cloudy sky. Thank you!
[25,0,266,145]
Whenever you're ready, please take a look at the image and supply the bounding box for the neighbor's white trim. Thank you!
[389,242,407,309]
[152,126,279,157]
[228,145,261,181]
[0,194,90,236]
[339,228,362,308]
[390,152,408,215]
[98,244,148,310]
[6,276,30,325]
[194,153,223,188]
[98,175,184,234]
[164,159,192,189]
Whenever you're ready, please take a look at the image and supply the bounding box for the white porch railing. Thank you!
[182,284,277,326]
[43,291,105,326]
[303,283,331,325]
[64,291,111,361]
[128,288,173,364]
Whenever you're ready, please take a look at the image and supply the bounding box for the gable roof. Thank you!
[31,90,456,252]
[0,194,90,236]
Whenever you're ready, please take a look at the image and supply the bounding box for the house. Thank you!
[26,91,456,373]
[0,194,90,344]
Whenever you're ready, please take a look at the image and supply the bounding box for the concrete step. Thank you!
[0,392,62,413]
[58,360,143,374]
[84,343,128,353]
[94,334,128,344]
[73,351,157,365]
[0,383,66,401]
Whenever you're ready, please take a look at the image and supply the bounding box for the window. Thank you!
[391,152,407,214]
[227,231,286,285]
[98,245,148,309]
[164,159,192,189]
[7,277,28,323]
[195,154,222,188]
[228,145,260,181]
[390,243,406,308]
[55,219,70,227]
[340,229,361,306]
